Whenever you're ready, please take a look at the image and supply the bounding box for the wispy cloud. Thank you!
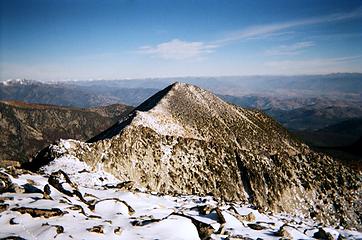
[265,41,315,56]
[215,7,362,44]
[138,39,218,60]
[138,8,362,60]
[244,31,295,41]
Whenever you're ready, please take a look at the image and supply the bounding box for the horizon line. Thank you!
[2,72,362,82]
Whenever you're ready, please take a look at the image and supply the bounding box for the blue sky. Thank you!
[1,0,362,80]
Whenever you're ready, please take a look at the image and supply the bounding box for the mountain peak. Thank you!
[31,83,361,230]
[1,79,39,86]
[135,81,209,111]
[89,82,227,141]
[134,82,179,112]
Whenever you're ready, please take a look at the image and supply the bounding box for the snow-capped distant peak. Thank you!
[1,79,39,86]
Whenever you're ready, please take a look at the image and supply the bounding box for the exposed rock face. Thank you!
[0,100,133,163]
[11,207,65,218]
[30,83,361,230]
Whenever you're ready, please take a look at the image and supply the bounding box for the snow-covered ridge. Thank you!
[1,79,41,86]
[127,83,203,138]
[49,138,82,155]
[40,155,120,188]
[133,109,186,137]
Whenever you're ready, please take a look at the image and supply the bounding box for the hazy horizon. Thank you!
[2,72,362,83]
[1,0,362,80]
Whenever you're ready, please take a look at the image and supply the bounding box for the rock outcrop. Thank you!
[29,83,361,230]
[2,165,360,239]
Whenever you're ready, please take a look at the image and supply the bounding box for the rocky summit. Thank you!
[30,82,361,230]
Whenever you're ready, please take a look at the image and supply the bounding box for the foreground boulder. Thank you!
[11,207,65,218]
[29,83,361,230]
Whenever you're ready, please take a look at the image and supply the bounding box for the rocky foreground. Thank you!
[1,156,361,240]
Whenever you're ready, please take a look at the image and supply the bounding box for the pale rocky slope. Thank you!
[29,83,361,230]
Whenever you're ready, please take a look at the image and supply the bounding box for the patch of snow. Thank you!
[133,109,186,137]
[159,140,178,166]
[93,199,130,217]
[50,139,80,155]
[1,79,38,86]
[161,144,173,159]
[131,215,200,240]
[41,155,120,187]
[62,140,71,150]
[233,205,272,223]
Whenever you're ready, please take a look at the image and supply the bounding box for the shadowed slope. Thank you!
[87,83,176,143]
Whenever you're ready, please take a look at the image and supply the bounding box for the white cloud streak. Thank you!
[138,39,218,60]
[215,7,362,44]
[265,41,315,56]
[138,8,362,60]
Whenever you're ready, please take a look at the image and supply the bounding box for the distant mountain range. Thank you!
[1,74,362,164]
[2,75,362,129]
[58,73,362,97]
[220,94,362,130]
[3,72,362,105]
[0,79,157,107]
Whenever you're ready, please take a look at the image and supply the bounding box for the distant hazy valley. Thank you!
[1,74,362,165]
